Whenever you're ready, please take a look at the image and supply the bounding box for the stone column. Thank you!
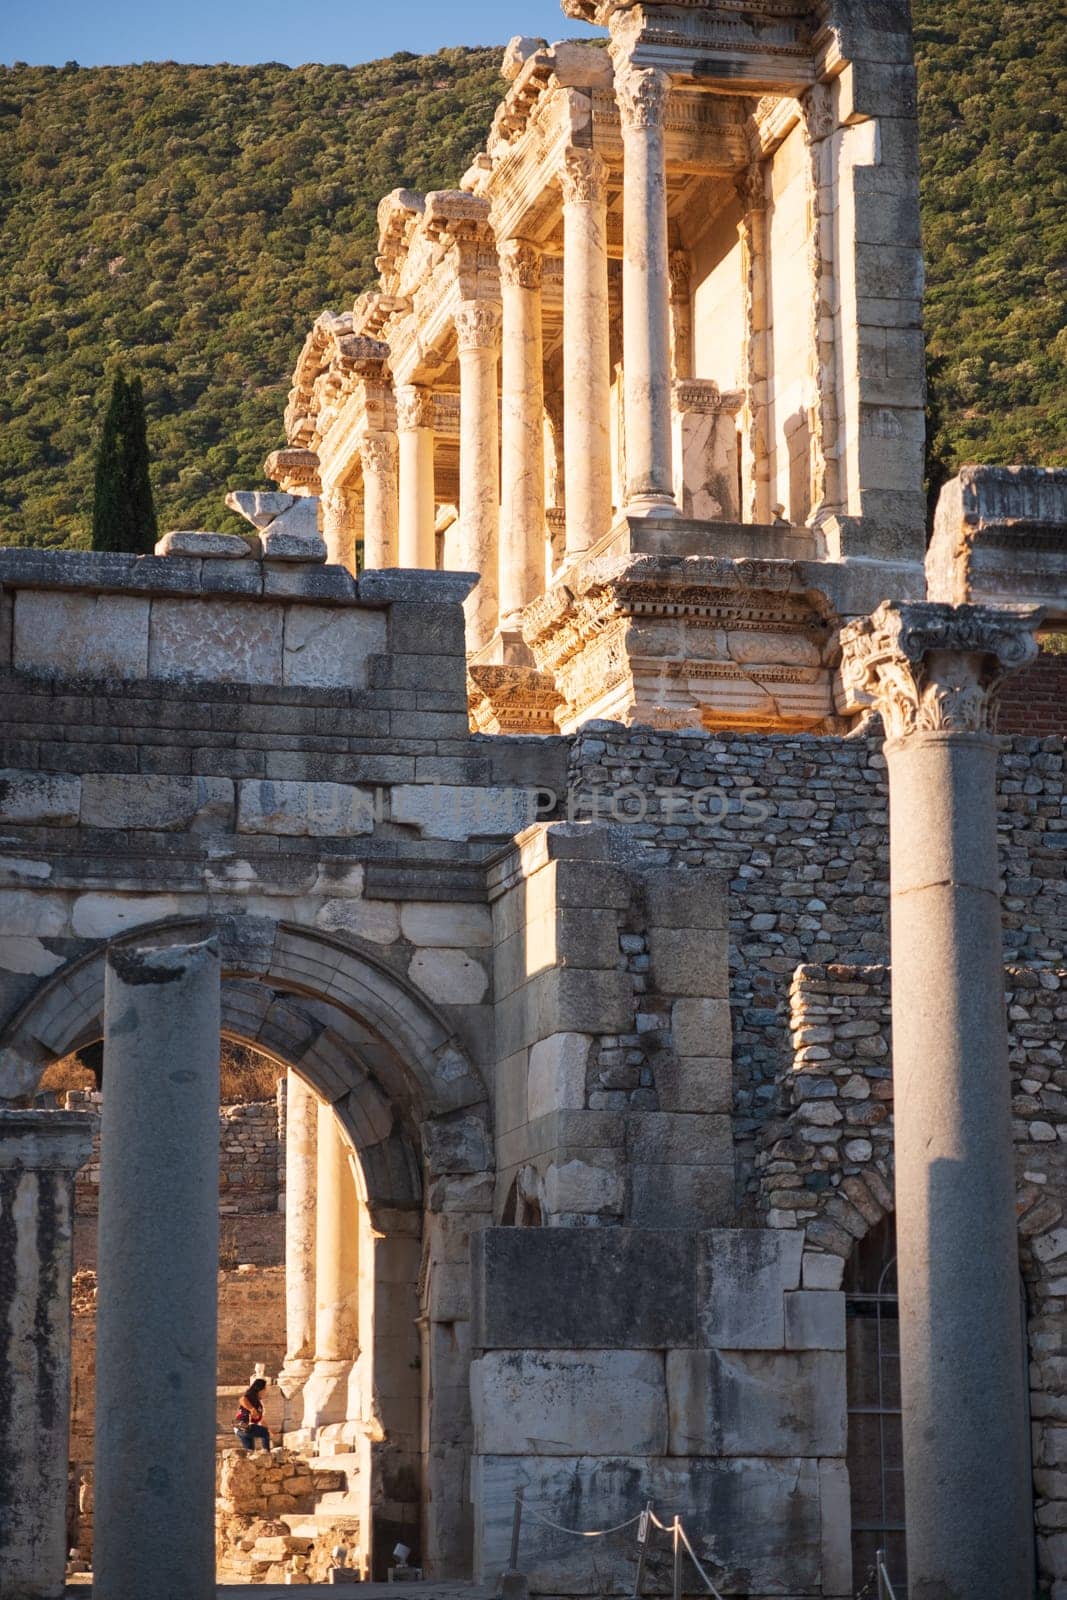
[94,939,221,1600]
[560,148,613,556]
[615,63,676,517]
[454,298,502,651]
[396,385,437,569]
[278,1070,318,1428]
[844,600,1041,1600]
[360,431,399,569]
[302,1098,360,1429]
[321,480,363,573]
[0,1110,92,1600]
[737,165,772,526]
[498,238,545,625]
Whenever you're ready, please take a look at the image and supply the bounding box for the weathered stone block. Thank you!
[628,1111,733,1167]
[80,774,233,832]
[471,1228,697,1351]
[282,604,386,689]
[236,779,374,837]
[527,1033,591,1120]
[471,1350,667,1456]
[653,1056,732,1115]
[543,1154,624,1217]
[0,769,80,825]
[784,1289,846,1351]
[155,530,251,559]
[534,967,634,1040]
[647,926,728,998]
[408,947,489,1005]
[399,901,493,948]
[421,1114,492,1177]
[666,1348,847,1456]
[391,783,536,841]
[629,1162,733,1230]
[149,597,284,683]
[670,996,732,1059]
[14,590,150,679]
[697,1230,804,1350]
[642,870,727,931]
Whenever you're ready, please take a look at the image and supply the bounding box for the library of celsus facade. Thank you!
[1,3,1066,1599]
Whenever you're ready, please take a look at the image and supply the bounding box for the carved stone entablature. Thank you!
[424,189,493,244]
[467,664,563,735]
[376,189,425,291]
[265,448,321,496]
[839,601,1043,741]
[521,553,837,733]
[498,238,543,290]
[335,335,391,381]
[559,148,608,207]
[454,300,503,354]
[614,64,672,132]
[673,379,744,416]
[396,385,436,433]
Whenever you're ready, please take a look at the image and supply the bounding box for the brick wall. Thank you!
[998,645,1067,738]
[568,728,1066,1205]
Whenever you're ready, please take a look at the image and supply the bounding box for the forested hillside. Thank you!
[0,2,1063,548]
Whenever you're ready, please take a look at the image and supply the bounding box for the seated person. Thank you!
[233,1377,271,1451]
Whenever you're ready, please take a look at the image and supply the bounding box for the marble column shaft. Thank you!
[561,148,613,556]
[0,1110,92,1600]
[737,166,772,527]
[616,63,676,516]
[498,239,545,624]
[279,1070,317,1418]
[360,431,399,569]
[455,298,502,651]
[303,1099,360,1428]
[849,601,1040,1600]
[396,385,437,568]
[94,939,221,1600]
[321,480,363,574]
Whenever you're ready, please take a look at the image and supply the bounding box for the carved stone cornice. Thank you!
[265,448,321,495]
[359,431,399,477]
[615,64,672,132]
[559,147,608,206]
[839,601,1043,741]
[454,299,503,353]
[498,238,542,291]
[467,664,563,735]
[395,385,436,433]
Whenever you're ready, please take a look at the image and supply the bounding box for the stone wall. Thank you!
[65,1088,285,1217]
[567,727,1066,1205]
[758,961,1067,1596]
[999,646,1067,738]
[215,1447,355,1585]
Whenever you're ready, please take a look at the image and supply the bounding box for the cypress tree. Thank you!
[91,371,158,553]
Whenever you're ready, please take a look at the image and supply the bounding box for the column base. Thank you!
[278,1357,314,1431]
[301,1358,356,1430]
[624,491,678,518]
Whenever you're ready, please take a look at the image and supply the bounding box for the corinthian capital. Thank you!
[359,430,398,476]
[560,147,607,206]
[396,384,435,432]
[498,238,542,290]
[839,601,1042,741]
[614,64,671,132]
[454,299,502,353]
[735,162,768,214]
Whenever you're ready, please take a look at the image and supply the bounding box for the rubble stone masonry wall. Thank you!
[567,727,1066,1205]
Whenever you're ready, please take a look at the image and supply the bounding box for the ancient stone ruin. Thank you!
[0,3,1065,1599]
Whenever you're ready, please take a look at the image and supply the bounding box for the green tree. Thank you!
[91,372,158,553]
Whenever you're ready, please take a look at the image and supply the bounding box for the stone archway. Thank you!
[0,914,494,1580]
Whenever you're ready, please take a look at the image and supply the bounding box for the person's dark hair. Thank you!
[243,1378,267,1403]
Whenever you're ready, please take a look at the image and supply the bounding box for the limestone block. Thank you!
[697,1230,804,1350]
[236,779,374,837]
[391,784,537,841]
[421,1114,492,1178]
[282,604,385,689]
[155,530,252,558]
[654,1056,732,1115]
[666,1348,846,1456]
[534,967,634,1040]
[315,897,400,945]
[543,1155,624,1217]
[802,1252,845,1291]
[0,935,65,976]
[259,496,326,562]
[0,770,80,825]
[629,1162,733,1230]
[80,774,233,832]
[671,997,732,1057]
[225,490,298,529]
[819,1458,854,1598]
[471,1227,696,1351]
[501,35,546,79]
[472,1454,821,1595]
[14,590,150,679]
[647,926,728,998]
[471,1350,667,1456]
[628,1111,732,1167]
[784,1289,846,1351]
[527,1033,591,1120]
[408,948,489,1005]
[149,597,283,682]
[70,891,185,939]
[643,870,727,931]
[400,901,493,948]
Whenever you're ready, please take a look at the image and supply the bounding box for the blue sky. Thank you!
[0,0,601,68]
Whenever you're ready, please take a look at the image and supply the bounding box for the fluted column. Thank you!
[498,238,545,624]
[360,431,399,569]
[454,298,502,651]
[561,148,613,556]
[396,385,437,568]
[302,1100,361,1428]
[844,600,1041,1600]
[278,1070,318,1426]
[616,63,676,517]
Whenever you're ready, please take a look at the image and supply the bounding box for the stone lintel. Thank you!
[927,466,1067,616]
[840,599,1044,740]
[0,1108,94,1169]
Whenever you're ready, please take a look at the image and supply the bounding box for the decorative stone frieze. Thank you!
[467,664,562,735]
[840,600,1043,740]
